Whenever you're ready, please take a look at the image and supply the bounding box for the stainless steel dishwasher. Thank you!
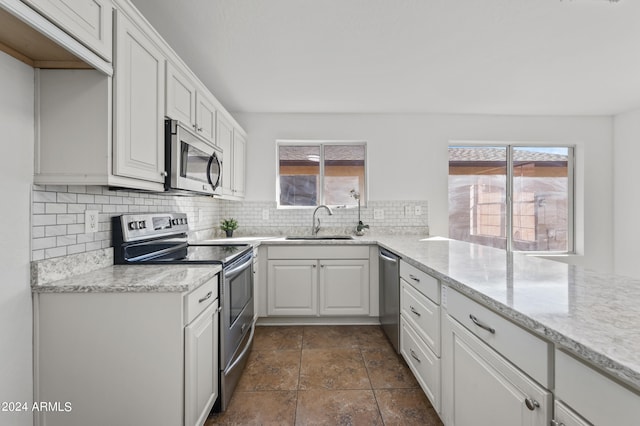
[379,248,400,352]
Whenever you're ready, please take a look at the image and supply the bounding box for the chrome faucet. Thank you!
[312,205,333,235]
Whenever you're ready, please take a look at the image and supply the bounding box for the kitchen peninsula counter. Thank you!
[261,235,640,391]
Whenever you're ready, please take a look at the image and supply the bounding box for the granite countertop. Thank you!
[32,255,221,293]
[259,234,640,391]
[373,236,640,392]
[31,235,640,390]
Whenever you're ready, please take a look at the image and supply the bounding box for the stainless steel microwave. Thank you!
[165,119,222,196]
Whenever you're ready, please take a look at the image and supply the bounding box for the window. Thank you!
[448,145,574,253]
[277,141,367,207]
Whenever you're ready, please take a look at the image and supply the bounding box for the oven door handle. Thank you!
[225,256,252,279]
[227,319,255,372]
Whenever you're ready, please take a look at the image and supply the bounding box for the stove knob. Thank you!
[138,220,146,229]
[128,221,138,230]
[184,218,188,225]
[171,218,178,225]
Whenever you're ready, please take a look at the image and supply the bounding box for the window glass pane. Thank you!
[449,146,507,249]
[278,145,320,206]
[512,147,570,252]
[323,145,366,206]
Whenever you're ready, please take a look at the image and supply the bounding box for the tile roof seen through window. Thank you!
[449,147,568,162]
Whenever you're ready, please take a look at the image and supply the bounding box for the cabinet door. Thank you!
[166,62,196,128]
[196,93,217,144]
[319,259,369,316]
[267,260,318,316]
[441,316,551,426]
[23,0,112,61]
[553,401,591,426]
[232,130,246,197]
[184,300,218,426]
[113,10,165,183]
[216,114,234,196]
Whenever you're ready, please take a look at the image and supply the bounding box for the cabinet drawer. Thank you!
[446,287,551,388]
[555,349,640,426]
[401,281,440,356]
[400,261,439,304]
[184,276,217,325]
[401,317,441,413]
[268,245,370,259]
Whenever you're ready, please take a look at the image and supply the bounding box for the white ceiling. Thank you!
[130,0,640,116]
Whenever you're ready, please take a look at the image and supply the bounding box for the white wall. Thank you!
[0,53,34,425]
[613,109,640,278]
[235,112,614,271]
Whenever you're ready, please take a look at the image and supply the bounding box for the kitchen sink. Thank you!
[285,235,354,240]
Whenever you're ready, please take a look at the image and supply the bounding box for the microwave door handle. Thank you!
[207,154,220,190]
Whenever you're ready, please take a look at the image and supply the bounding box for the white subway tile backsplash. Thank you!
[77,194,95,204]
[45,247,67,258]
[45,225,67,237]
[33,214,57,226]
[33,191,57,203]
[56,193,77,203]
[45,203,67,214]
[56,214,77,225]
[33,237,57,250]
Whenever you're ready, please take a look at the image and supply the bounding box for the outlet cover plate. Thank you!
[374,209,384,220]
[85,210,99,233]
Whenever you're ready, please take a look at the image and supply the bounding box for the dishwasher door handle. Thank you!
[379,251,398,263]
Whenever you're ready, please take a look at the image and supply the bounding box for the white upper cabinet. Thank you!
[166,61,218,145]
[22,0,113,61]
[216,112,234,196]
[113,7,166,184]
[232,129,246,198]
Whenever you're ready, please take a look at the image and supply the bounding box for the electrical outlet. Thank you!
[374,209,384,220]
[415,205,422,216]
[262,209,270,220]
[85,210,99,233]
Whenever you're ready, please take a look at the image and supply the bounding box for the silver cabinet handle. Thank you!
[197,127,203,132]
[550,420,564,426]
[409,274,420,283]
[410,306,421,317]
[469,314,495,334]
[198,291,212,303]
[524,398,540,411]
[161,171,168,177]
[312,264,317,268]
[410,349,421,363]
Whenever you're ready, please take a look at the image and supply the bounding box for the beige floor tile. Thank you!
[206,390,297,425]
[362,346,419,389]
[302,325,360,349]
[296,389,383,426]
[299,348,371,390]
[375,388,443,426]
[236,350,301,391]
[353,325,392,349]
[253,326,303,351]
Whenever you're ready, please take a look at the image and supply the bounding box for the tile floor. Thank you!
[206,325,443,425]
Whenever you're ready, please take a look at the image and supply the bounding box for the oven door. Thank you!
[220,251,255,411]
[166,120,222,196]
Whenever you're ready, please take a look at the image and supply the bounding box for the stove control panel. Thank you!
[118,212,189,242]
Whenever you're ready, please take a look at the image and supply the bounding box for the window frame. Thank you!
[449,142,575,254]
[276,140,368,209]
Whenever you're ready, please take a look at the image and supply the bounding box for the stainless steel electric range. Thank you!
[112,212,255,412]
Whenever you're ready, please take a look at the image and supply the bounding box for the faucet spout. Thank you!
[312,205,333,235]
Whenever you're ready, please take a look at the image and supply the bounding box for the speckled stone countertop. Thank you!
[260,234,640,391]
[33,263,221,293]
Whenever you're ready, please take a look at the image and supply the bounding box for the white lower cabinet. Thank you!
[265,245,371,317]
[401,317,441,411]
[185,299,219,426]
[442,314,551,426]
[552,401,591,426]
[34,275,219,426]
[267,260,318,316]
[554,348,640,426]
[319,259,369,315]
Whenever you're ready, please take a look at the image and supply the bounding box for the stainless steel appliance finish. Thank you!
[112,213,255,412]
[165,119,222,196]
[379,248,400,353]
